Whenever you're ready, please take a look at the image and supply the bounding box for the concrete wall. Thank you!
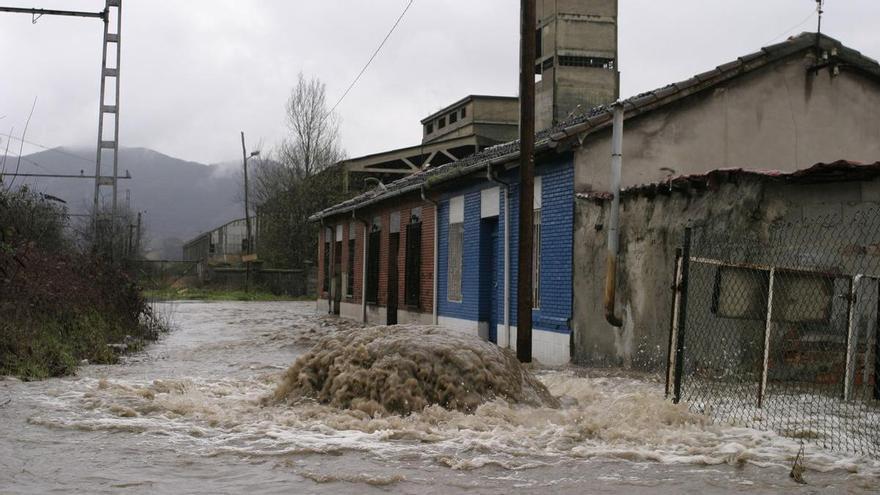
[572,177,880,370]
[575,55,880,194]
[536,0,618,129]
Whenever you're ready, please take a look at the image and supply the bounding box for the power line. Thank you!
[2,134,95,164]
[765,7,819,46]
[327,0,415,116]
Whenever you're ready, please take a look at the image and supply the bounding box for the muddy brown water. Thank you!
[1,301,878,494]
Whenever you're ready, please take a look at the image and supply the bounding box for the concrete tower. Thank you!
[535,0,619,130]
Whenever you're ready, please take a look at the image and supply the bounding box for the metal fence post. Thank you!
[673,227,692,404]
[666,247,683,398]
[844,275,862,401]
[759,267,776,409]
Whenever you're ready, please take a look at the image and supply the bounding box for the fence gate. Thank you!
[667,209,880,458]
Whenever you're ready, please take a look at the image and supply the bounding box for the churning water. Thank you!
[1,301,878,494]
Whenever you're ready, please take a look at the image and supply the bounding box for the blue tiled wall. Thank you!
[436,154,574,333]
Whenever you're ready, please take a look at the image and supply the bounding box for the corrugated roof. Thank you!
[311,33,880,221]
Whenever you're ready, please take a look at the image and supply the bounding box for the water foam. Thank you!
[271,325,559,415]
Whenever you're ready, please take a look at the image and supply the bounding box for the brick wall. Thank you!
[317,199,435,316]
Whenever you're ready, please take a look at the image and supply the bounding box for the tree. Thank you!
[279,73,346,178]
[251,74,348,269]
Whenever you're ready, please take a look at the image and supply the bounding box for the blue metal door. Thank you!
[480,218,499,344]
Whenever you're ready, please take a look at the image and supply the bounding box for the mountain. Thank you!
[3,147,244,257]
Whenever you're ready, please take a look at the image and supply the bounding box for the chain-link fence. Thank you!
[667,206,880,457]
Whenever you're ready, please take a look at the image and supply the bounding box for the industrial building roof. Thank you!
[310,33,880,222]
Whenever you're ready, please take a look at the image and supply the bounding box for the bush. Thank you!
[0,187,164,380]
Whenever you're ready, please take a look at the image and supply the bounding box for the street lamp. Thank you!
[240,132,260,292]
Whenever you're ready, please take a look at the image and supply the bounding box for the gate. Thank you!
[667,208,880,457]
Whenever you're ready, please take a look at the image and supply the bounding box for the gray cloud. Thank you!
[1,0,878,165]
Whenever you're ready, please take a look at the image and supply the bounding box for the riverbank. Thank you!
[144,287,312,302]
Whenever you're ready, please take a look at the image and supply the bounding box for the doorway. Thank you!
[480,218,499,344]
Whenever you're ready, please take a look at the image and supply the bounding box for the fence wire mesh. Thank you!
[669,206,880,458]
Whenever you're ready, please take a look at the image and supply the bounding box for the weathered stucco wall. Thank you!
[573,177,880,370]
[575,54,880,193]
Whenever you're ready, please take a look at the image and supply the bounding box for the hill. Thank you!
[4,147,244,258]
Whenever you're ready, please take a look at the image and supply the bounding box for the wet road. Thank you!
[1,301,877,494]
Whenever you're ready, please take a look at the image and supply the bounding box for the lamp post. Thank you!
[241,131,260,292]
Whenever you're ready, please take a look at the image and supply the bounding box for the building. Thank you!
[569,33,880,370]
[182,217,257,267]
[313,32,880,367]
[341,0,619,192]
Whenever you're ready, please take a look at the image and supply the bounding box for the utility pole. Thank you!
[240,131,256,293]
[517,0,536,363]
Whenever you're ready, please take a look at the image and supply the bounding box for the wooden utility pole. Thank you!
[517,0,536,363]
[241,131,252,293]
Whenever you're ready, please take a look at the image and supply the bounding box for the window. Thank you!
[711,266,769,320]
[322,228,331,293]
[405,212,422,307]
[448,223,464,301]
[461,107,467,119]
[449,112,458,124]
[347,230,356,298]
[447,196,464,302]
[425,122,433,134]
[438,117,446,129]
[366,218,381,304]
[533,209,541,309]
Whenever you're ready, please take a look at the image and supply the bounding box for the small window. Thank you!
[461,107,467,119]
[426,123,433,134]
[449,112,458,124]
[438,117,446,129]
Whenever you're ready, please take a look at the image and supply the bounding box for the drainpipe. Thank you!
[421,185,439,325]
[353,210,370,324]
[604,104,625,328]
[487,165,512,348]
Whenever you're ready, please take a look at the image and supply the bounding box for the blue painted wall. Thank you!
[437,154,574,333]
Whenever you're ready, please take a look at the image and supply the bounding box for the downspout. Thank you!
[353,210,370,324]
[604,104,625,328]
[421,185,439,325]
[487,165,512,348]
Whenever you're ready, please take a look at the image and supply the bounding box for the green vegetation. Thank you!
[145,287,310,302]
[1,186,166,380]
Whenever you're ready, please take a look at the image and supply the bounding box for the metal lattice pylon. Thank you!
[93,0,122,244]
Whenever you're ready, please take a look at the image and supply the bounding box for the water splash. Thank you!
[271,325,559,415]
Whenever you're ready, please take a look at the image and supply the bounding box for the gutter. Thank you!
[486,165,512,349]
[604,104,625,328]
[310,141,553,223]
[420,185,439,325]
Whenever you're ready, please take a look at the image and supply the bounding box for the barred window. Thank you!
[322,228,331,292]
[533,209,541,309]
[346,223,356,298]
[405,217,422,307]
[447,222,464,302]
[366,218,381,304]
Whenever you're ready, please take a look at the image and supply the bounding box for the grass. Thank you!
[0,309,166,380]
[144,287,312,302]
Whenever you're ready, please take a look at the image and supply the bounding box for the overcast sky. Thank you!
[1,0,878,166]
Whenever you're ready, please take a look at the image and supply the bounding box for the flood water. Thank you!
[1,301,878,494]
